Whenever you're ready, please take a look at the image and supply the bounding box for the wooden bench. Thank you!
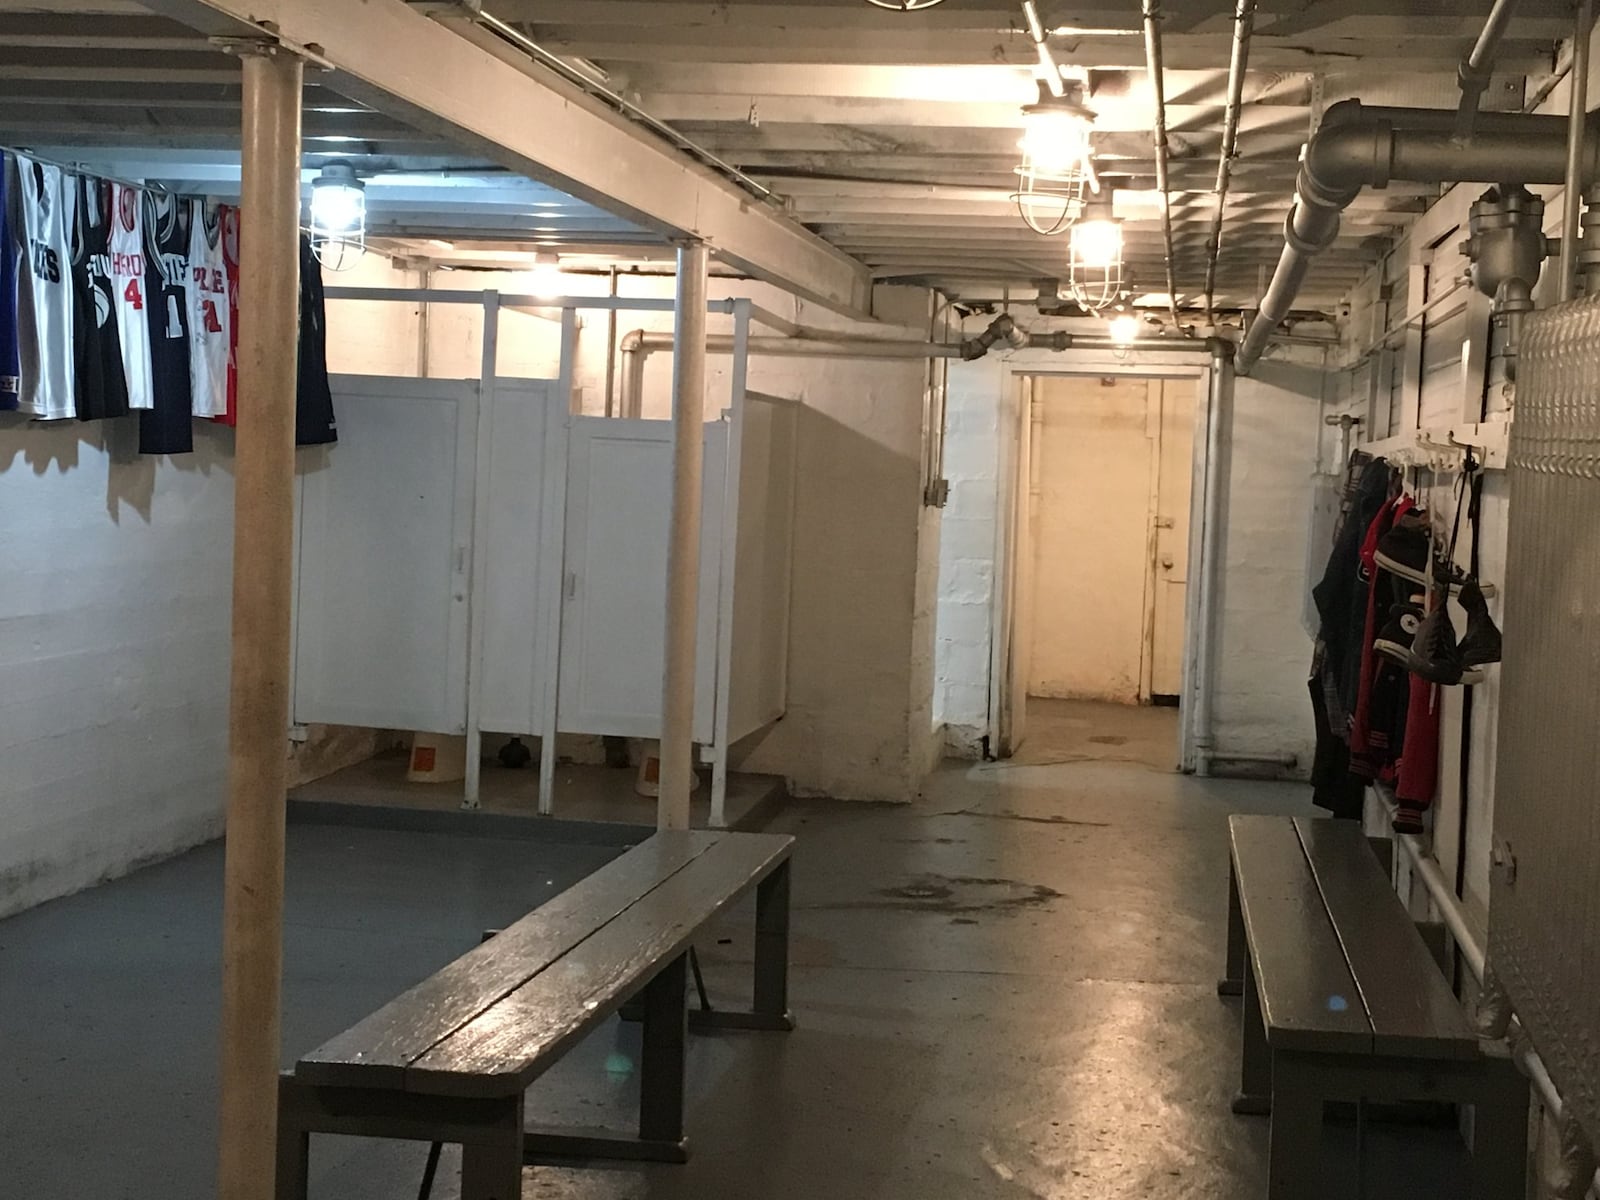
[1219,815,1527,1200]
[276,829,794,1200]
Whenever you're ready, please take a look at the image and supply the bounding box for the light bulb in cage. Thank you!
[864,0,948,8]
[1012,82,1097,236]
[530,251,564,299]
[308,161,366,271]
[1069,196,1124,311]
[1108,313,1142,345]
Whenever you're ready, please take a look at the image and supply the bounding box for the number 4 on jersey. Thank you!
[123,277,144,310]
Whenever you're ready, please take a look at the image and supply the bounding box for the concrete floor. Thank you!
[1,755,1471,1199]
[1015,697,1182,770]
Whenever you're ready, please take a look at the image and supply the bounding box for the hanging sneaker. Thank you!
[1374,600,1425,666]
[1409,602,1467,685]
[1374,519,1431,586]
[1457,578,1503,667]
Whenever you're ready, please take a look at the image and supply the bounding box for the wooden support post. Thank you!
[218,44,303,1200]
[659,241,708,831]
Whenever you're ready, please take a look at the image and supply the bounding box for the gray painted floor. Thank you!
[2,737,1472,1199]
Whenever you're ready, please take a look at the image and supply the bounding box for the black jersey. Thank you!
[295,234,337,446]
[71,175,129,421]
[138,192,193,455]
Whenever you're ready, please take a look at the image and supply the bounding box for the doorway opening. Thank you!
[1001,372,1199,770]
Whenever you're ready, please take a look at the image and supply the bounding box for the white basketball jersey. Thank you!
[109,182,155,410]
[13,156,75,419]
[187,199,230,419]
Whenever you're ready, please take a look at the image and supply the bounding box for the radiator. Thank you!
[1491,293,1600,1148]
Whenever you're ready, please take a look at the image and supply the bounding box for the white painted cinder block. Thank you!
[0,420,234,917]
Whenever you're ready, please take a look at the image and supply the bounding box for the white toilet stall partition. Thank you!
[295,290,791,824]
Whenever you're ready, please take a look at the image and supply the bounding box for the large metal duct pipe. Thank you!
[1237,100,1600,373]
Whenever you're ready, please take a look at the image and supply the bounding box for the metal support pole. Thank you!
[1560,0,1595,302]
[1193,345,1234,777]
[659,241,708,831]
[219,44,303,1200]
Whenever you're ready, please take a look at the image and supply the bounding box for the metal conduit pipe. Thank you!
[1204,0,1259,318]
[1141,0,1184,329]
[1456,0,1525,138]
[1237,100,1600,373]
[1192,341,1234,774]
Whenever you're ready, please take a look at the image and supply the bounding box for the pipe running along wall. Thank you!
[616,315,1225,417]
[1237,101,1600,373]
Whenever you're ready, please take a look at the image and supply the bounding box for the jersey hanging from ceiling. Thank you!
[0,152,19,409]
[138,191,192,455]
[71,174,129,421]
[11,153,75,420]
[108,182,154,411]
[188,199,230,421]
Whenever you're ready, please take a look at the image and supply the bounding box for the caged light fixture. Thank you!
[1012,79,1099,235]
[864,0,949,8]
[1068,193,1125,310]
[307,160,366,271]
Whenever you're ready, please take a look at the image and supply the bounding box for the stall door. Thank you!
[293,376,477,733]
[559,417,726,741]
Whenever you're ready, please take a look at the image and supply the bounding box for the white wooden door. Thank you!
[293,376,477,733]
[1149,380,1195,699]
[473,382,564,736]
[558,417,727,742]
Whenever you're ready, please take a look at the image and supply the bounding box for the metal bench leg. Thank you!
[1470,1053,1530,1200]
[753,859,793,1027]
[639,952,689,1150]
[460,1094,526,1200]
[1218,858,1245,997]
[1233,952,1272,1115]
[1267,1051,1325,1200]
[275,1075,310,1200]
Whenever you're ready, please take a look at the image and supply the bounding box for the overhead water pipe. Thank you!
[1559,0,1596,301]
[1236,101,1600,373]
[1140,0,1184,328]
[1455,0,1524,139]
[617,316,1227,414]
[1204,0,1259,319]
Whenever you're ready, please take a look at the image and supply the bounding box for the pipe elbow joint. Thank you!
[1304,120,1393,196]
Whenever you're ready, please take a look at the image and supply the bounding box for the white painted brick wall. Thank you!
[933,358,1002,751]
[0,421,234,916]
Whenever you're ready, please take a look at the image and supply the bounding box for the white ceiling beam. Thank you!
[137,0,874,315]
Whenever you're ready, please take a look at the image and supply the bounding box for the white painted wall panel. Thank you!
[1209,365,1322,773]
[726,397,797,742]
[0,421,233,917]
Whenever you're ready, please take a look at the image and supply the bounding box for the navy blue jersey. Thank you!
[0,152,20,409]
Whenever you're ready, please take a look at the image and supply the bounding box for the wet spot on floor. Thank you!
[935,808,1112,828]
[1089,735,1128,745]
[804,873,1064,915]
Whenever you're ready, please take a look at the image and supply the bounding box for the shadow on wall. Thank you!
[732,400,927,803]
[0,411,237,524]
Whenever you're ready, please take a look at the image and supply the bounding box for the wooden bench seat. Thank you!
[1220,815,1527,1200]
[277,829,794,1200]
